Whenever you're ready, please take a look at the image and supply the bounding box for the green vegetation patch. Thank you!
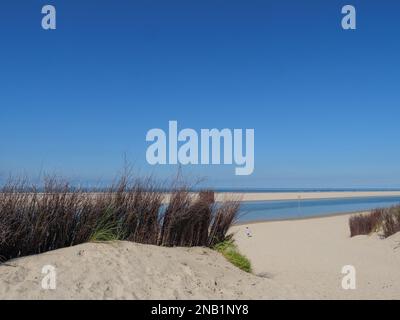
[214,240,252,273]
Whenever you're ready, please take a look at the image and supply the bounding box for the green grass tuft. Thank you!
[214,240,252,273]
[89,226,122,242]
[89,207,124,242]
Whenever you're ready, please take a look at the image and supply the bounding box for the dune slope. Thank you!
[0,241,293,300]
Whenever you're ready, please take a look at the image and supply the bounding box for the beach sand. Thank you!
[1,214,399,300]
[216,191,400,202]
[232,214,400,299]
[0,241,294,300]
[20,190,400,204]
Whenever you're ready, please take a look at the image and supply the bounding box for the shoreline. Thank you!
[233,210,369,226]
[7,191,400,204]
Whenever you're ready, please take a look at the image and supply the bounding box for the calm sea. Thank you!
[238,196,400,222]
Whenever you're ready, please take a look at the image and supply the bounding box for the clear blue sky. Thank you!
[0,0,399,188]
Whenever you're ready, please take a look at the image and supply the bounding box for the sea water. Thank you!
[238,196,400,222]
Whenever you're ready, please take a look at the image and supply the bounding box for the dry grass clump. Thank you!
[349,209,384,237]
[381,205,400,238]
[349,205,400,238]
[0,176,239,263]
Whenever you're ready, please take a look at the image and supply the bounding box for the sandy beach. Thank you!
[232,214,400,299]
[216,191,400,202]
[1,212,399,299]
[15,190,400,205]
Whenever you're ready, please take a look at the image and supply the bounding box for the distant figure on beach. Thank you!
[245,226,252,238]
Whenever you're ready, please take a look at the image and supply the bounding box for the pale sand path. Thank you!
[232,214,400,299]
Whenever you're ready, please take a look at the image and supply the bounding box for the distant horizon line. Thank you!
[205,187,400,193]
[5,187,399,193]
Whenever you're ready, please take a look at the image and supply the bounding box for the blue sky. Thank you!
[0,0,399,188]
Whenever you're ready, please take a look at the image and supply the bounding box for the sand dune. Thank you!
[232,214,400,299]
[0,241,294,300]
[2,214,399,300]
